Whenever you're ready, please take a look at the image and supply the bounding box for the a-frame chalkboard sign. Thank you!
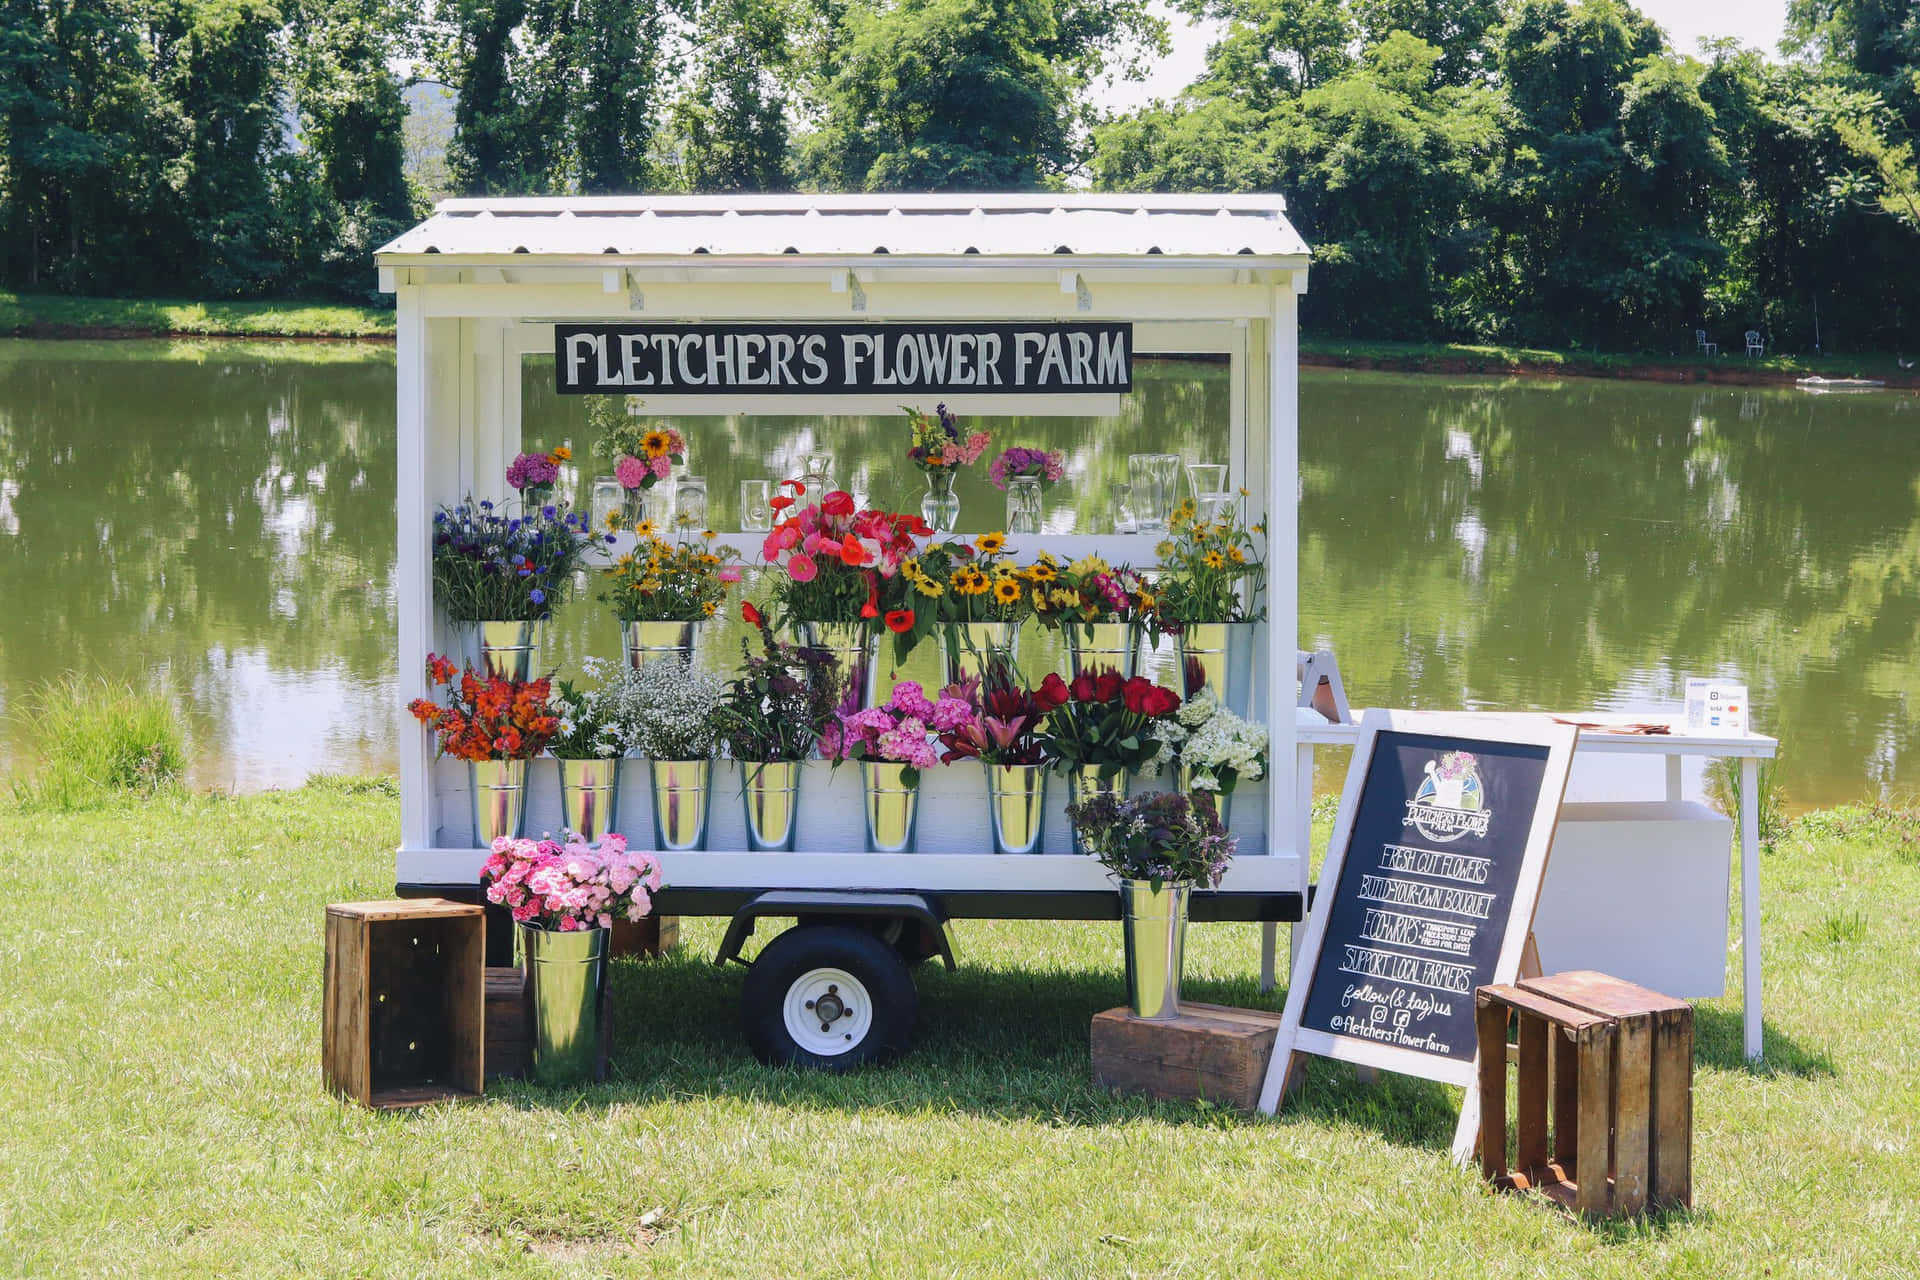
[1257,711,1578,1159]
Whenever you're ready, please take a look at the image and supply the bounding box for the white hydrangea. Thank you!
[1155,689,1268,790]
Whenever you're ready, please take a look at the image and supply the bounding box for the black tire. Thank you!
[742,924,917,1070]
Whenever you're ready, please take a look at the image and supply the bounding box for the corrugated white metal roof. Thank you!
[375,194,1310,263]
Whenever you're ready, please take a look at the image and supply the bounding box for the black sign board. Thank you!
[553,322,1132,396]
[1259,712,1576,1156]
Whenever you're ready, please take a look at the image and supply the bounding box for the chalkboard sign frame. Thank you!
[1256,711,1577,1155]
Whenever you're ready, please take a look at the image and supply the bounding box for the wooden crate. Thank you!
[1476,970,1694,1217]
[484,966,529,1082]
[323,899,485,1108]
[610,914,679,959]
[1092,1003,1283,1111]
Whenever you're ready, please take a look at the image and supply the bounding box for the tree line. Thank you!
[2,0,1914,352]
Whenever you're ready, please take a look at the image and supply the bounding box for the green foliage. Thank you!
[802,0,1165,190]
[8,674,186,811]
[1708,755,1792,852]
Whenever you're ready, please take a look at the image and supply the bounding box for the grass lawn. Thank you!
[3,779,1918,1276]
[0,293,394,340]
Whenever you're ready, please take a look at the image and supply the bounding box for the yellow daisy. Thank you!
[634,519,657,538]
[701,600,718,617]
[1228,547,1245,564]
[1203,550,1227,570]
[549,445,573,462]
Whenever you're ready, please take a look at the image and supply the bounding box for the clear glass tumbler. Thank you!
[1129,453,1178,532]
[739,479,774,531]
[1186,463,1227,500]
[675,475,709,531]
[1005,476,1043,534]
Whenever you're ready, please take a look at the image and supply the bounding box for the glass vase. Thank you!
[920,468,960,534]
[1005,476,1043,534]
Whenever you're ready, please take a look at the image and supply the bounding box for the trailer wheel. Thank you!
[742,924,916,1070]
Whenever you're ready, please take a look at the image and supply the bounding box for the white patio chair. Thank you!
[1694,329,1717,356]
[1745,330,1764,357]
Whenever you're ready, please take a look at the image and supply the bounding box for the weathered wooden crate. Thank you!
[1476,970,1694,1217]
[1092,1004,1283,1111]
[484,966,529,1082]
[610,914,679,959]
[323,899,484,1108]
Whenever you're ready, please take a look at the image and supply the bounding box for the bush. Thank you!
[8,675,187,811]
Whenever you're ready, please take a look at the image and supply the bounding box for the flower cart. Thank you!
[376,194,1312,1067]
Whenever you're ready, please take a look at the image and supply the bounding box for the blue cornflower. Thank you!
[542,505,556,520]
[479,500,493,510]
[530,588,546,605]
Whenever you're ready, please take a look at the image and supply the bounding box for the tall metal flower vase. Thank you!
[861,762,920,853]
[943,621,1020,687]
[741,760,804,852]
[521,923,609,1084]
[648,759,714,852]
[556,757,622,843]
[1175,621,1258,718]
[984,764,1047,854]
[624,620,703,669]
[1067,620,1140,680]
[1120,880,1190,1021]
[1065,764,1130,856]
[470,758,530,845]
[921,468,960,534]
[474,620,545,682]
[798,621,882,710]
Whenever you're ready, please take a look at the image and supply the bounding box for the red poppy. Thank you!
[770,495,794,512]
[741,600,765,627]
[860,571,880,619]
[884,609,915,634]
[839,539,870,566]
[781,478,806,493]
[1036,672,1070,710]
[1093,670,1125,704]
[822,490,856,517]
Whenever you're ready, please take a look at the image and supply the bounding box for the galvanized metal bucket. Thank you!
[1066,763,1130,856]
[1120,880,1190,1021]
[861,761,920,853]
[623,619,702,669]
[984,763,1047,854]
[521,923,608,1084]
[469,757,530,845]
[1067,620,1140,680]
[556,756,621,843]
[648,759,713,852]
[1175,620,1257,718]
[475,619,544,682]
[942,621,1020,687]
[741,760,803,851]
[798,620,881,710]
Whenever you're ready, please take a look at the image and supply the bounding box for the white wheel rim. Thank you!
[782,966,874,1057]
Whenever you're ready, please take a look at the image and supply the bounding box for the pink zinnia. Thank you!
[718,566,742,583]
[650,455,672,479]
[787,553,818,583]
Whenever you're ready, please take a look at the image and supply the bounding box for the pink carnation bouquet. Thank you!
[824,678,977,785]
[481,831,664,931]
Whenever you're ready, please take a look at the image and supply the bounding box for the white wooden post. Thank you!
[1264,280,1301,880]
[395,284,434,852]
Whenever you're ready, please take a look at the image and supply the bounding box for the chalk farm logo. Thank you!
[1404,751,1491,843]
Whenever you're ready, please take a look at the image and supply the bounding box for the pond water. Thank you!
[1,339,1914,810]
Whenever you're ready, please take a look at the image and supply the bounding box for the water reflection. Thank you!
[0,341,1916,811]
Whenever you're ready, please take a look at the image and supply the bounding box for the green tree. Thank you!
[668,0,799,191]
[1181,0,1354,106]
[802,0,1164,191]
[1350,0,1501,86]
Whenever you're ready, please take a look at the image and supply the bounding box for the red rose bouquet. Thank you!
[407,653,560,761]
[1036,667,1181,777]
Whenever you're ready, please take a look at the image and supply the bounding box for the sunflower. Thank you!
[992,577,1023,605]
[952,566,991,596]
[974,531,1007,555]
[1203,550,1227,570]
[914,576,945,598]
[641,429,673,458]
[549,445,573,462]
[1024,559,1058,583]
